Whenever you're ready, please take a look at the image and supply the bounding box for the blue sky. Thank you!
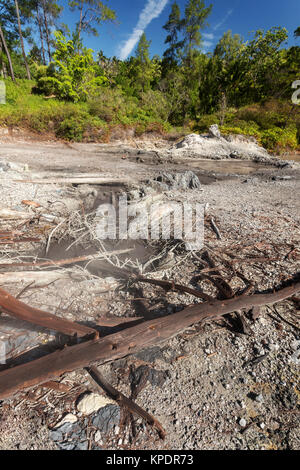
[58,0,300,59]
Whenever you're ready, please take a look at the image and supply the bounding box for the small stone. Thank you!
[260,423,265,430]
[94,431,102,443]
[255,394,264,403]
[77,392,115,415]
[291,340,300,351]
[239,418,247,428]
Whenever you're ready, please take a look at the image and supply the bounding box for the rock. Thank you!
[208,124,221,139]
[0,162,9,172]
[74,441,89,450]
[92,405,120,434]
[239,418,247,428]
[291,340,300,351]
[77,392,115,415]
[94,430,102,443]
[50,422,76,442]
[152,170,201,191]
[255,394,264,403]
[53,414,78,429]
[176,133,203,149]
[7,162,29,172]
[57,442,76,451]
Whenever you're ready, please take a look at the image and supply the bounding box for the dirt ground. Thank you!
[0,134,299,451]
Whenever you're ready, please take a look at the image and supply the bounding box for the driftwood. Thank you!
[14,177,130,185]
[0,208,62,224]
[0,280,299,400]
[0,286,97,338]
[0,271,73,285]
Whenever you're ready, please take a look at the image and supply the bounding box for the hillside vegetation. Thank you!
[0,1,299,152]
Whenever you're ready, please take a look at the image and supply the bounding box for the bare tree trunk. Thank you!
[0,24,15,82]
[77,0,84,42]
[37,7,46,65]
[14,0,31,80]
[41,0,51,62]
[0,40,4,77]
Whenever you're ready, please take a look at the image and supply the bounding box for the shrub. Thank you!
[56,111,105,141]
[195,114,220,132]
[260,126,298,151]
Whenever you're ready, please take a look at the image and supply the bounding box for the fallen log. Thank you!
[0,280,299,400]
[0,270,76,285]
[0,286,97,338]
[14,177,130,185]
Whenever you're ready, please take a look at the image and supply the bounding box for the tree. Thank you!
[35,31,108,101]
[182,0,212,66]
[294,27,300,38]
[214,30,244,63]
[133,32,159,94]
[68,0,116,42]
[40,0,62,62]
[14,0,31,79]
[0,23,15,81]
[163,1,183,64]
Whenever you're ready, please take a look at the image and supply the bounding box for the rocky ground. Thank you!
[0,130,299,451]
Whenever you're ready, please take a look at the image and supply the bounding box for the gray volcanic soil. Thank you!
[0,134,299,451]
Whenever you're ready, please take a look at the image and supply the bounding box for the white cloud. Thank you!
[201,8,234,51]
[118,0,169,60]
[213,9,234,31]
[203,33,214,40]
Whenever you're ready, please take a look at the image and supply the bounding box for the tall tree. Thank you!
[68,0,116,42]
[295,27,300,38]
[182,0,212,66]
[36,3,46,64]
[0,23,15,81]
[163,1,183,63]
[14,0,31,79]
[133,32,157,93]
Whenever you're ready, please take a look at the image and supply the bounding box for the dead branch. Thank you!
[0,271,76,286]
[134,276,214,302]
[86,366,166,440]
[0,279,299,400]
[0,286,97,338]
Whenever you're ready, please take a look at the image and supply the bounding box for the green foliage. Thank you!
[0,0,299,154]
[35,31,108,101]
[182,0,212,64]
[88,87,169,126]
[260,126,298,151]
[68,0,116,38]
[163,1,184,63]
[56,110,105,141]
[195,114,219,131]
